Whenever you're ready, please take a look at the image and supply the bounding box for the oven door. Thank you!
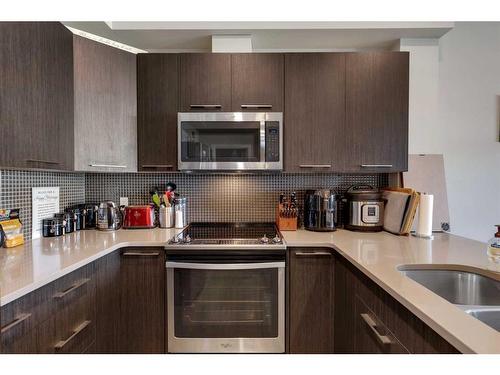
[177,112,282,171]
[166,260,285,353]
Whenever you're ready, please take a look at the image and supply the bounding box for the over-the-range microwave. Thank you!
[177,112,283,171]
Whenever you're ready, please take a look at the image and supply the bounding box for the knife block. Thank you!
[276,204,297,231]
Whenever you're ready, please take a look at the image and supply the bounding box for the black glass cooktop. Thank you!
[169,222,282,245]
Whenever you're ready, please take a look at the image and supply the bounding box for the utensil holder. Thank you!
[159,206,175,228]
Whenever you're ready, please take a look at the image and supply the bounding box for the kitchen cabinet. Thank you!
[344,52,409,173]
[0,263,96,354]
[334,256,459,354]
[96,247,166,353]
[284,53,346,173]
[0,22,74,171]
[137,53,179,171]
[73,35,137,172]
[288,248,335,353]
[231,53,284,111]
[179,53,232,111]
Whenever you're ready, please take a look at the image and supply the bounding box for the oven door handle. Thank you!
[165,261,285,270]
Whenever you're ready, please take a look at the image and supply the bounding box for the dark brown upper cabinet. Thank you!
[179,53,231,111]
[137,54,179,172]
[288,248,335,353]
[231,53,284,111]
[73,35,137,172]
[344,52,409,173]
[0,22,74,171]
[284,53,346,173]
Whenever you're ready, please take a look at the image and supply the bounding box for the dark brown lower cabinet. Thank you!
[288,248,335,353]
[0,263,96,354]
[96,247,166,354]
[335,255,459,354]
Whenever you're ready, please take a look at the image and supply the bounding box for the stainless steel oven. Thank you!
[177,112,283,171]
[166,253,285,353]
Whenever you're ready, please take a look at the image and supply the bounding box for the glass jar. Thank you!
[175,197,187,228]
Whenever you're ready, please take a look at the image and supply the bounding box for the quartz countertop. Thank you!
[1,227,499,353]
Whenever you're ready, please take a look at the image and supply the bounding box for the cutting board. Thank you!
[403,154,450,232]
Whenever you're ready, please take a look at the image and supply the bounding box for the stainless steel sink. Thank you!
[398,266,500,332]
[463,308,500,332]
[399,268,500,306]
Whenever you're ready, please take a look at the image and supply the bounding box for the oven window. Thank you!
[173,268,279,338]
[180,121,261,163]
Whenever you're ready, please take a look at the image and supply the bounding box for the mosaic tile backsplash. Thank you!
[85,173,389,225]
[0,170,388,239]
[0,170,86,239]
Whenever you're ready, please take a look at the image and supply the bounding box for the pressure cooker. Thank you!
[344,185,384,232]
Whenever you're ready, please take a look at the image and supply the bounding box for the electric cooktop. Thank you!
[167,222,284,247]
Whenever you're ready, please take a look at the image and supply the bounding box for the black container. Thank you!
[304,189,338,232]
[65,208,84,231]
[55,212,76,234]
[71,204,98,229]
[42,218,64,237]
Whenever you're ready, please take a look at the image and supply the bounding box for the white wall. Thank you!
[401,22,500,242]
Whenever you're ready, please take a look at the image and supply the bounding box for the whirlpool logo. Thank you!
[220,343,233,349]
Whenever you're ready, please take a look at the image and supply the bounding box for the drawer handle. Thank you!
[89,164,127,168]
[54,320,91,351]
[241,104,272,109]
[142,164,173,168]
[0,313,31,334]
[26,159,60,165]
[360,313,393,345]
[189,104,222,109]
[295,251,332,256]
[53,278,90,299]
[360,164,393,168]
[122,251,161,257]
[299,164,332,168]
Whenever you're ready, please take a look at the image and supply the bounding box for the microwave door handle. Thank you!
[165,261,286,270]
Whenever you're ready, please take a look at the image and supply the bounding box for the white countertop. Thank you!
[1,227,499,353]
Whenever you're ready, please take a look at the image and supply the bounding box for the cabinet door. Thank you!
[345,52,409,173]
[284,53,346,172]
[73,35,137,172]
[288,248,334,353]
[179,53,231,111]
[0,22,74,170]
[118,248,166,354]
[95,248,166,354]
[231,53,284,111]
[137,53,179,171]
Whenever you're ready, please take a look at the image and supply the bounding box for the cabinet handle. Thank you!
[122,251,161,257]
[189,104,222,109]
[299,164,332,168]
[241,104,272,109]
[360,313,393,345]
[26,159,60,165]
[360,164,393,168]
[54,320,91,351]
[53,278,90,299]
[89,164,127,168]
[142,164,173,168]
[295,251,332,256]
[1,313,31,334]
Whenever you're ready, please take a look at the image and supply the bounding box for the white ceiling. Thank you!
[62,21,454,52]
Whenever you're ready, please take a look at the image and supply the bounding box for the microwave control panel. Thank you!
[265,121,280,162]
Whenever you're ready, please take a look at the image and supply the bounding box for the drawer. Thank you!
[1,263,95,354]
[354,294,409,354]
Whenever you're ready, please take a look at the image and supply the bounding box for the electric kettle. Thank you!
[97,201,123,231]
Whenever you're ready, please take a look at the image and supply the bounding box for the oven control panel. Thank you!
[265,121,280,162]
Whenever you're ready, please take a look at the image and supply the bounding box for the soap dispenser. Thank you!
[487,225,500,262]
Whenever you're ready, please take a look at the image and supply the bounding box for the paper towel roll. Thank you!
[416,193,434,237]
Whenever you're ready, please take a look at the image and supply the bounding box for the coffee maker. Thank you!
[304,189,338,232]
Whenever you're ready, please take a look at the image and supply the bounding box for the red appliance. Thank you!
[123,205,156,229]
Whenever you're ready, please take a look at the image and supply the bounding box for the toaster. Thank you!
[123,205,156,229]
